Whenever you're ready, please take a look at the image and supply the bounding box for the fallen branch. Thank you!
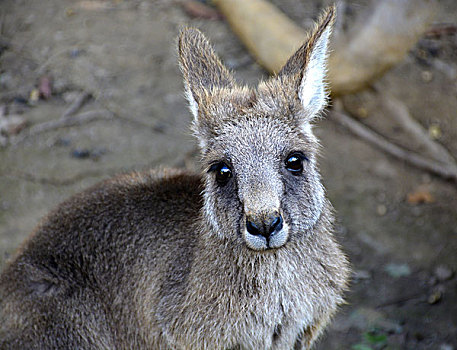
[329,109,457,182]
[214,0,436,96]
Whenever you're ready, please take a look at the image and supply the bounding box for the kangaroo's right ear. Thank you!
[178,28,235,119]
[277,6,335,120]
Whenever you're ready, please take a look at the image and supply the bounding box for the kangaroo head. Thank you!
[178,7,335,251]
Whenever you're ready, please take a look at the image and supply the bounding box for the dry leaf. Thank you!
[425,24,457,39]
[65,8,76,17]
[39,76,53,99]
[407,186,435,204]
[29,89,40,104]
[181,1,222,20]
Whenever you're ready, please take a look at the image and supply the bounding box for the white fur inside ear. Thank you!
[299,27,331,117]
[184,84,199,119]
[185,84,208,149]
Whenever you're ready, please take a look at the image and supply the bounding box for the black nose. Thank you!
[246,214,283,239]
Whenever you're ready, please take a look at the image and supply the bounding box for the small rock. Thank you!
[385,263,411,278]
[70,147,106,160]
[376,204,387,216]
[427,290,442,304]
[440,344,454,350]
[356,106,368,118]
[0,114,27,135]
[428,124,442,140]
[71,148,91,159]
[434,265,453,282]
[421,70,433,82]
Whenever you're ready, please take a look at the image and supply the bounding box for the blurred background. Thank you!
[0,0,456,348]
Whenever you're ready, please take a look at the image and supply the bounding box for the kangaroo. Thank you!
[0,6,349,350]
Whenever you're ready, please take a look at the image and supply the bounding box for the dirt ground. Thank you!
[1,0,456,349]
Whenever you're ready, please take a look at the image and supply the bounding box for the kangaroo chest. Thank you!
[155,256,320,350]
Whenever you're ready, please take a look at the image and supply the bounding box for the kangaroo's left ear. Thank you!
[178,28,236,120]
[278,6,335,118]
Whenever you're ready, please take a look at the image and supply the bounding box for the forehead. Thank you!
[207,114,303,165]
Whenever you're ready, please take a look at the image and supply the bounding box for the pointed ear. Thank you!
[178,28,235,119]
[278,6,335,118]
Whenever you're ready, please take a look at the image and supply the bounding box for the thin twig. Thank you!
[62,92,92,118]
[378,93,457,165]
[329,110,457,182]
[12,109,113,145]
[376,292,424,309]
[96,98,160,131]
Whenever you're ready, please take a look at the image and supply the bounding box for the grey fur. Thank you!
[0,6,349,350]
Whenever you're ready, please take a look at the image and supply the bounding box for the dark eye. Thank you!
[285,153,306,175]
[209,162,232,185]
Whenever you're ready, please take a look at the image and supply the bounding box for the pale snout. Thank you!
[243,211,289,251]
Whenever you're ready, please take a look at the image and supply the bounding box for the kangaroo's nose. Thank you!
[246,213,283,239]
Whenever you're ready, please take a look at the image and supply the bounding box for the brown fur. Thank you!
[0,6,349,349]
